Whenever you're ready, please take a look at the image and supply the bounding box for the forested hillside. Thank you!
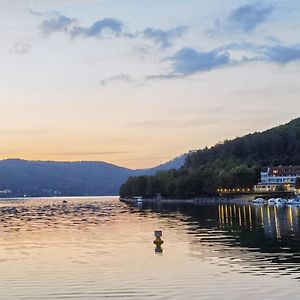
[120,118,300,199]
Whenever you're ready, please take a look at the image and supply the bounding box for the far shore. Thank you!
[120,191,298,205]
[119,195,254,205]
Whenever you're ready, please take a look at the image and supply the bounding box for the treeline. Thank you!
[120,118,300,199]
[120,164,256,199]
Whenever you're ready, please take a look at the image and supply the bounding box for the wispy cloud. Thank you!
[40,15,76,37]
[28,9,61,18]
[127,120,173,128]
[38,13,187,48]
[52,151,136,156]
[70,18,124,38]
[262,44,300,63]
[28,9,43,17]
[223,42,300,64]
[151,41,300,79]
[0,128,54,135]
[39,14,125,39]
[212,2,274,35]
[10,42,31,55]
[229,2,274,32]
[142,26,187,48]
[127,116,229,128]
[146,74,181,81]
[100,74,132,86]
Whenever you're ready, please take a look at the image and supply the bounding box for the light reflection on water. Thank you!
[0,197,299,299]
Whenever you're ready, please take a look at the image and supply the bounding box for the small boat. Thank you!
[287,198,300,205]
[253,198,266,204]
[134,196,143,203]
[275,198,286,205]
[267,198,276,205]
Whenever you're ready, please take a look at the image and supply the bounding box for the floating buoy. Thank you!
[153,230,163,253]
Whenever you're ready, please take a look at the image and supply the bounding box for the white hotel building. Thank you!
[254,166,300,192]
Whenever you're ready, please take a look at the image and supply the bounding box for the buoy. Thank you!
[153,230,163,253]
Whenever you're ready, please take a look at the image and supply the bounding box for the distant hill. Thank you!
[120,118,300,199]
[0,154,186,197]
[141,154,188,175]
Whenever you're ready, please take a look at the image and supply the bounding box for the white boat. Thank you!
[267,198,276,205]
[253,198,266,204]
[275,198,286,205]
[287,198,300,205]
[134,196,143,203]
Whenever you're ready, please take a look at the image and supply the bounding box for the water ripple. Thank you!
[0,197,299,299]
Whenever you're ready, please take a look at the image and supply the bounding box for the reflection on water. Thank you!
[0,197,300,299]
[216,204,300,276]
[136,201,300,280]
[218,204,300,240]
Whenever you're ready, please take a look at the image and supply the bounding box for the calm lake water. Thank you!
[0,196,299,299]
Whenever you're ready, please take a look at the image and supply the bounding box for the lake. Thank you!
[0,196,299,299]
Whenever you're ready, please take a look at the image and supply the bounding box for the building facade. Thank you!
[254,166,300,192]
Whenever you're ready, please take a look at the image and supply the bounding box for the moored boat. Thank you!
[253,197,266,204]
[267,198,276,205]
[287,198,300,205]
[134,196,143,203]
[275,198,286,205]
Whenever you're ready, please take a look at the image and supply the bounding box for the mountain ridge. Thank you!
[0,154,187,197]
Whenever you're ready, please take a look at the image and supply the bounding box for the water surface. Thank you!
[0,196,299,299]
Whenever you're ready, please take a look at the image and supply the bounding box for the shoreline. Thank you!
[119,195,254,205]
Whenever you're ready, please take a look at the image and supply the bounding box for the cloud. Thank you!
[146,74,181,81]
[142,26,186,48]
[262,45,300,63]
[52,151,136,156]
[40,15,77,37]
[127,120,173,127]
[168,47,231,75]
[28,9,43,16]
[100,74,132,86]
[127,116,229,128]
[223,42,300,64]
[29,9,62,18]
[229,3,274,32]
[70,18,124,38]
[38,13,188,48]
[151,41,300,79]
[10,42,31,55]
[212,2,274,35]
[39,14,124,39]
[0,128,54,135]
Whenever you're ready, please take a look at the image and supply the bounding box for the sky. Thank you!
[1,0,300,169]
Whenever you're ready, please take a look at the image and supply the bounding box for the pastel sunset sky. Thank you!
[1,0,300,168]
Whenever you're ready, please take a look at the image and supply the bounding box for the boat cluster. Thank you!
[253,197,300,206]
